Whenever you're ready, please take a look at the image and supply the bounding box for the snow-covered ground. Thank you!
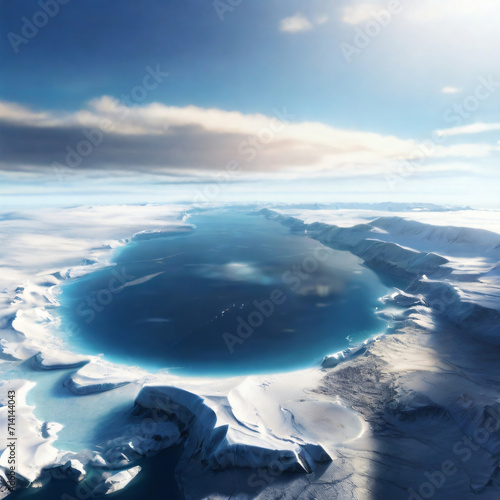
[1,203,500,499]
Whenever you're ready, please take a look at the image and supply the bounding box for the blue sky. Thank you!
[1,0,499,206]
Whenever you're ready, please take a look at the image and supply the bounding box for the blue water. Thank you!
[9,446,184,500]
[59,209,388,376]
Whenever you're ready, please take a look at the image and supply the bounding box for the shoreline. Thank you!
[2,203,500,498]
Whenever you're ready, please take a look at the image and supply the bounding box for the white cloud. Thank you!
[341,3,383,25]
[279,12,329,34]
[279,13,313,33]
[434,142,498,158]
[435,123,500,137]
[441,86,461,94]
[0,98,497,174]
[341,0,500,25]
[0,101,52,124]
[315,14,330,25]
[405,0,500,23]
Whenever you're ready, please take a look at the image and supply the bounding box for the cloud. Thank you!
[434,142,498,158]
[0,101,52,124]
[0,98,496,176]
[315,14,330,25]
[435,122,500,137]
[441,86,461,94]
[279,12,329,33]
[406,0,500,22]
[279,13,313,33]
[341,3,383,25]
[340,0,500,26]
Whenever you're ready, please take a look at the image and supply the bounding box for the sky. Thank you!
[1,0,499,207]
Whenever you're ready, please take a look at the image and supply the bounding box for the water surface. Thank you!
[60,209,388,375]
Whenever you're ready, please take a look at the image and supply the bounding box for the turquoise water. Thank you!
[59,209,388,376]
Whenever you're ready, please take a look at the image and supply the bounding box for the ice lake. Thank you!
[59,209,389,375]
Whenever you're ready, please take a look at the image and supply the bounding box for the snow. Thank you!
[49,459,86,482]
[0,379,60,485]
[64,360,149,395]
[1,202,500,498]
[127,370,359,476]
[132,225,194,241]
[91,466,141,496]
[33,350,92,370]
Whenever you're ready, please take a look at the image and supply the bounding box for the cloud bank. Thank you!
[0,97,496,176]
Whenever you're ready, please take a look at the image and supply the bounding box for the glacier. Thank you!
[1,203,500,499]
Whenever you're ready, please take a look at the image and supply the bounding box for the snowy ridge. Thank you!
[371,216,500,256]
[2,204,500,498]
[133,384,332,477]
[261,208,500,343]
[260,208,452,279]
